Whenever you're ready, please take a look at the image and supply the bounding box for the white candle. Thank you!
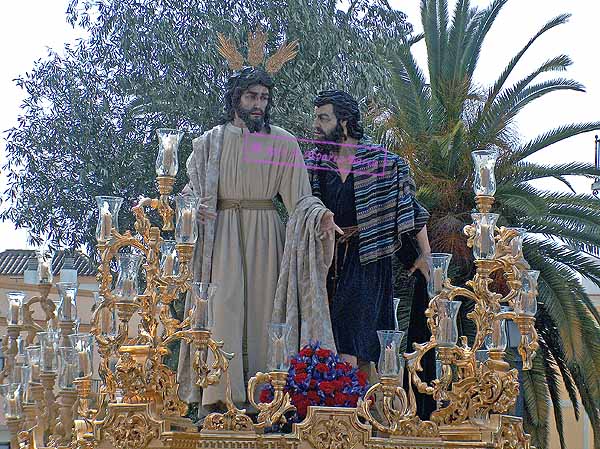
[100,202,112,241]
[78,350,91,377]
[9,302,20,325]
[510,236,520,257]
[383,341,398,375]
[433,267,444,294]
[163,254,175,276]
[39,261,50,283]
[63,292,73,320]
[181,209,193,238]
[162,135,177,174]
[480,224,490,256]
[121,279,134,300]
[7,397,18,417]
[194,298,209,329]
[65,362,75,386]
[43,346,55,371]
[438,317,455,346]
[480,167,490,191]
[523,290,536,311]
[31,363,40,382]
[273,336,285,369]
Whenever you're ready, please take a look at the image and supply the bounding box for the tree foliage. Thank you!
[2,0,413,251]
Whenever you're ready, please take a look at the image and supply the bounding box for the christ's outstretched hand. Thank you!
[319,210,344,241]
[197,196,217,224]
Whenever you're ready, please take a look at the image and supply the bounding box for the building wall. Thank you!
[548,399,592,449]
[0,274,98,332]
[547,287,600,449]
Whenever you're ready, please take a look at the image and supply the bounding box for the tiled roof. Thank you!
[0,250,96,277]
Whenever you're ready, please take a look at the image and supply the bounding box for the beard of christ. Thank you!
[235,104,265,133]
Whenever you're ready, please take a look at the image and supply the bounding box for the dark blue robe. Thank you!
[319,170,394,363]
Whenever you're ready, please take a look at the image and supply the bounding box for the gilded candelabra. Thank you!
[245,324,296,431]
[80,129,239,448]
[354,149,538,440]
[0,275,62,449]
[0,129,236,449]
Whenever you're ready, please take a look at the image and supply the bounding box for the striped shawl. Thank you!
[306,144,429,265]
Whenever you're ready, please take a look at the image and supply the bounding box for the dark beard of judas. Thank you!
[315,122,345,155]
[234,103,265,133]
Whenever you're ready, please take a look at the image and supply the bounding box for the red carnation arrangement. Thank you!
[260,342,370,422]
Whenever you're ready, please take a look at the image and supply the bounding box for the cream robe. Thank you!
[177,122,313,405]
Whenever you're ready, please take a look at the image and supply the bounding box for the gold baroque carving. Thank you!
[294,409,370,449]
[494,417,531,449]
[202,409,255,432]
[100,405,161,449]
[431,367,519,426]
[304,416,360,449]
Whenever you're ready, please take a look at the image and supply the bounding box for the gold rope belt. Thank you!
[216,197,275,384]
[217,199,276,210]
[332,225,359,299]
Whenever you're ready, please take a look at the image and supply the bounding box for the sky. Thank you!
[1,0,600,252]
[0,0,83,251]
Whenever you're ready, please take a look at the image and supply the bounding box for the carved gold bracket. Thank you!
[357,376,438,437]
[247,371,295,429]
[202,359,254,432]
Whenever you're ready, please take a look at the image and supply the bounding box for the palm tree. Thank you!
[375,1,600,448]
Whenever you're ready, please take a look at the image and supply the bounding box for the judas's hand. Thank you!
[409,254,430,281]
[319,210,344,241]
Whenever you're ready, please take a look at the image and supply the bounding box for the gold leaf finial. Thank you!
[217,33,244,71]
[247,24,268,67]
[217,26,298,75]
[265,40,299,74]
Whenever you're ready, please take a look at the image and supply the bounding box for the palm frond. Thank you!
[437,0,450,75]
[521,353,549,448]
[447,0,470,81]
[463,0,509,78]
[539,338,566,449]
[477,67,579,143]
[495,183,548,216]
[510,122,600,162]
[544,192,600,210]
[389,45,432,136]
[406,32,425,47]
[537,306,580,420]
[481,14,570,116]
[504,162,600,186]
[524,244,585,361]
[521,218,600,257]
[521,205,600,235]
[422,0,440,87]
[530,239,600,324]
[516,78,585,105]
[570,364,600,449]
